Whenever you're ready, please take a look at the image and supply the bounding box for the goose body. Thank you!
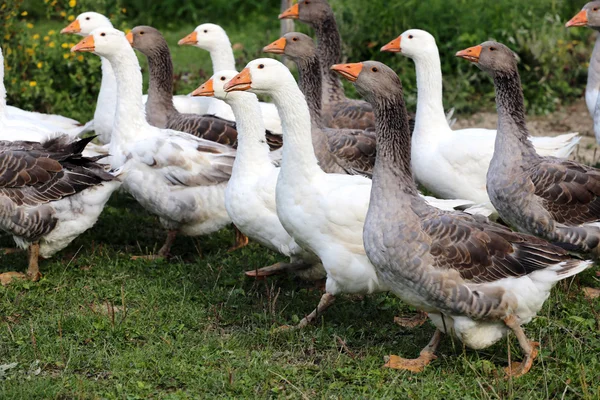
[382,30,580,216]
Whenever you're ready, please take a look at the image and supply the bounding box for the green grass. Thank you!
[1,193,599,399]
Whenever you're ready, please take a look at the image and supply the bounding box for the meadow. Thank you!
[1,0,600,398]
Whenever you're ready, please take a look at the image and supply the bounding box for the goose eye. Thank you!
[305,0,310,4]
[408,35,413,39]
[292,37,298,41]
[220,77,226,81]
[204,29,208,33]
[258,64,265,69]
[371,67,378,72]
[490,47,496,51]
[85,17,90,20]
[140,31,144,35]
[594,7,599,11]
[100,33,106,37]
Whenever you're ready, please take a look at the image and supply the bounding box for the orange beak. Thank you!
[192,78,214,97]
[330,63,363,82]
[60,19,81,34]
[125,31,134,46]
[71,35,95,53]
[566,9,588,27]
[178,31,198,45]
[279,3,299,19]
[224,68,252,92]
[455,45,482,63]
[381,36,401,53]
[263,37,287,54]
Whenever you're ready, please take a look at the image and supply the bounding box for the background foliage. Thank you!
[0,0,595,121]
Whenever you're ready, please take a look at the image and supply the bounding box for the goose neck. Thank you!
[145,45,177,116]
[209,41,236,73]
[587,34,600,99]
[413,50,448,133]
[295,55,324,125]
[98,57,118,107]
[312,15,344,103]
[105,48,150,143]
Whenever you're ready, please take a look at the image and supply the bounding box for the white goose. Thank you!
[225,59,473,326]
[61,12,211,144]
[178,23,283,134]
[381,29,580,217]
[72,28,240,257]
[193,71,324,279]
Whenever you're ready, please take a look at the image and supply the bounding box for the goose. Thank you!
[4,106,83,132]
[566,1,600,143]
[178,23,283,134]
[263,32,376,176]
[192,71,324,279]
[71,28,247,258]
[224,58,473,328]
[0,135,121,285]
[279,0,375,130]
[61,12,210,144]
[0,49,89,139]
[457,41,600,256]
[381,30,580,217]
[333,60,591,376]
[127,26,282,151]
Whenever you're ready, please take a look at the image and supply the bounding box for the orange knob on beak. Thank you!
[224,68,252,92]
[279,3,299,19]
[381,36,401,53]
[61,19,81,34]
[263,37,287,54]
[125,31,134,46]
[330,63,363,82]
[178,31,198,45]
[566,10,589,27]
[71,35,96,53]
[455,45,482,63]
[192,78,214,97]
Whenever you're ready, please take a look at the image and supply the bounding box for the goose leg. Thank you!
[26,243,41,282]
[503,315,540,377]
[0,271,26,286]
[245,261,312,278]
[131,230,177,260]
[276,292,336,331]
[384,329,443,372]
[228,225,249,252]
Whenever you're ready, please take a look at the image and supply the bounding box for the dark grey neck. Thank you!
[371,93,418,195]
[295,54,324,125]
[492,70,535,155]
[145,43,177,120]
[312,15,344,102]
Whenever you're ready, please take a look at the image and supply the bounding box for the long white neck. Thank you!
[208,41,236,73]
[412,48,449,136]
[269,82,322,180]
[225,93,272,172]
[104,47,150,145]
[98,57,118,114]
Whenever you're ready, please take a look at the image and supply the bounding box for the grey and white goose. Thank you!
[566,1,600,143]
[333,60,591,377]
[263,32,376,176]
[0,135,120,285]
[279,0,375,130]
[457,41,600,257]
[127,26,282,151]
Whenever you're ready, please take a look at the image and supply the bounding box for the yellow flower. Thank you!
[43,36,49,41]
[29,81,37,87]
[122,8,126,13]
[3,34,9,40]
[48,30,55,35]
[49,42,55,48]
[32,34,40,40]
[21,11,27,16]
[69,0,76,7]
[67,15,75,21]
[26,23,33,29]
[61,43,68,48]
[25,48,34,55]
[37,62,43,69]
[63,53,70,59]
[60,11,66,17]
[77,55,84,62]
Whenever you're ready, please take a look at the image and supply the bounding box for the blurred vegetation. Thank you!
[0,0,596,123]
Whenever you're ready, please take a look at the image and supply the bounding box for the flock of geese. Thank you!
[2,0,600,377]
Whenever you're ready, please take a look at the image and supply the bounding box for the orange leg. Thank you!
[26,243,41,282]
[228,225,249,252]
[245,261,312,278]
[503,315,540,377]
[276,292,336,332]
[384,329,443,372]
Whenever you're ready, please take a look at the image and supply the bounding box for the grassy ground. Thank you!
[1,193,599,399]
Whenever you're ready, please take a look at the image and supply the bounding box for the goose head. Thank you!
[127,26,165,56]
[456,41,518,77]
[71,27,130,59]
[263,32,316,60]
[279,0,332,25]
[381,29,438,60]
[178,23,229,51]
[331,61,403,103]
[566,1,600,29]
[224,59,294,96]
[61,12,113,36]
[193,70,239,100]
